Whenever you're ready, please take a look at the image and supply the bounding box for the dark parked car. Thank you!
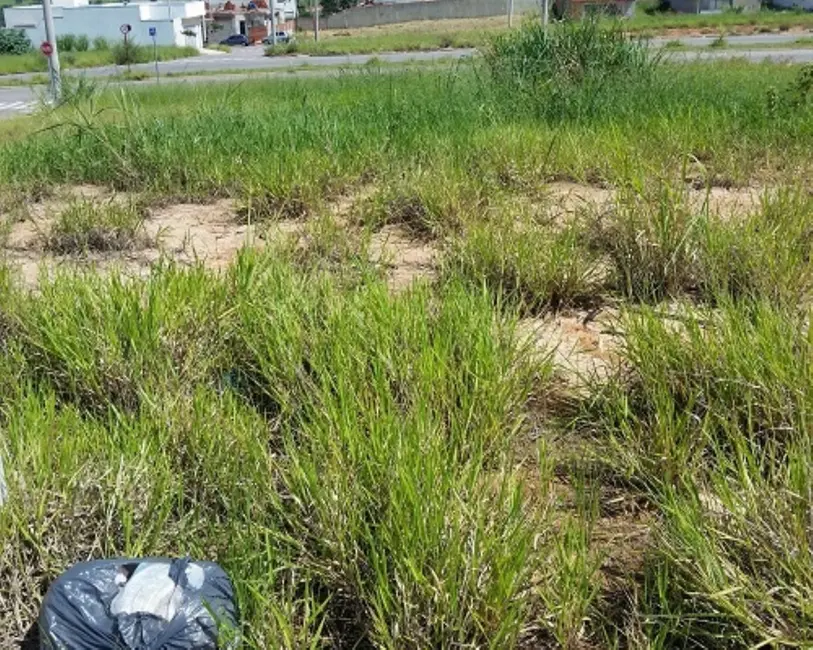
[262,31,295,45]
[220,34,249,46]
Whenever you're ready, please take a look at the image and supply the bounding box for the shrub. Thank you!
[92,36,109,50]
[444,218,601,313]
[0,28,31,55]
[56,33,76,52]
[56,75,99,107]
[74,34,89,51]
[588,301,813,647]
[483,19,658,120]
[588,183,706,302]
[44,200,149,253]
[111,40,144,65]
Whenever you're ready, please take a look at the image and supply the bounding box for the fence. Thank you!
[298,0,540,30]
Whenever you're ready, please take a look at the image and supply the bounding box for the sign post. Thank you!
[120,23,132,73]
[149,26,159,82]
[40,0,61,102]
[270,0,277,47]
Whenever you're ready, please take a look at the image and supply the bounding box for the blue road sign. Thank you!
[149,27,157,37]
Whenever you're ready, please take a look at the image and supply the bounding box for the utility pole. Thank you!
[508,0,514,27]
[270,0,277,46]
[41,0,61,102]
[313,0,319,42]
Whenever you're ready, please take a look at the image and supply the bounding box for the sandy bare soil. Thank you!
[0,181,763,387]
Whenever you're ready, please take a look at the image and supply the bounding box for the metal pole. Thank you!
[271,0,277,46]
[41,0,61,102]
[124,31,131,74]
[508,0,514,27]
[542,0,549,32]
[153,34,159,82]
[314,0,319,42]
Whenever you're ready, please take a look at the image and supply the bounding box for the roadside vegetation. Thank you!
[264,9,813,57]
[268,21,498,55]
[626,4,813,33]
[0,19,812,648]
[0,30,197,75]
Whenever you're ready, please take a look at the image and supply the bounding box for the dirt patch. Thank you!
[1,193,305,287]
[593,486,652,576]
[322,15,506,37]
[6,249,160,287]
[543,182,614,223]
[368,225,437,291]
[328,185,375,226]
[2,188,437,291]
[18,185,138,222]
[697,185,764,220]
[518,309,621,387]
[146,199,289,269]
[653,25,812,39]
[540,181,765,224]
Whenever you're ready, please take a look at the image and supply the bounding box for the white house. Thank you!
[4,0,207,49]
[208,0,296,42]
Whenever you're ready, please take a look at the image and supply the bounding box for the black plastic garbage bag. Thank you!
[39,557,238,649]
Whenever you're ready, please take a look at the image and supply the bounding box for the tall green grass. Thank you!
[444,216,601,313]
[44,199,149,253]
[1,22,813,647]
[584,299,813,646]
[0,45,197,76]
[265,26,494,56]
[0,251,615,646]
[0,59,809,202]
[484,19,658,121]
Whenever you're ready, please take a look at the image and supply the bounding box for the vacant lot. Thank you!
[271,10,813,56]
[0,21,812,649]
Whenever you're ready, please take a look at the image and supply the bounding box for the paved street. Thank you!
[0,86,39,117]
[1,32,812,118]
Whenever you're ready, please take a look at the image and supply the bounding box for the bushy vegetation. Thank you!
[57,33,90,52]
[112,40,198,66]
[0,27,30,55]
[582,299,813,647]
[484,19,657,119]
[111,39,143,66]
[44,199,149,253]
[0,44,197,75]
[0,20,812,648]
[0,253,579,646]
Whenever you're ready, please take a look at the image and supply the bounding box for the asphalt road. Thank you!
[1,47,475,85]
[1,32,812,118]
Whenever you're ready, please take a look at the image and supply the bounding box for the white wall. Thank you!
[4,1,204,48]
[180,16,204,47]
[270,0,297,20]
[139,1,204,21]
[298,0,539,30]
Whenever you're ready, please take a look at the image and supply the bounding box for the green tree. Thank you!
[320,0,355,16]
[0,28,31,55]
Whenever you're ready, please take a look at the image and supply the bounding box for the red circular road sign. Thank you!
[40,41,53,56]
